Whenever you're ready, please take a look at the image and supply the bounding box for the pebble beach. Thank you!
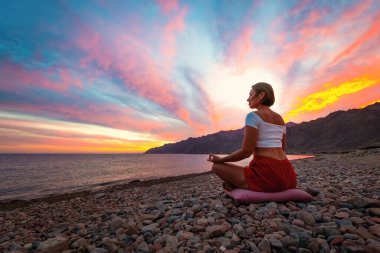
[1,149,379,253]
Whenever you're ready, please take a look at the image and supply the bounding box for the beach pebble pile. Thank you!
[0,149,379,253]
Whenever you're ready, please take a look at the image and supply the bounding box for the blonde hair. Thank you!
[251,82,275,106]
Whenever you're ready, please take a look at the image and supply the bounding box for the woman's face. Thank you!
[247,89,264,109]
[247,89,259,109]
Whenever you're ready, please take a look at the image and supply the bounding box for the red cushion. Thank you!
[225,188,314,203]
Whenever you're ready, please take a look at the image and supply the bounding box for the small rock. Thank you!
[291,232,311,248]
[306,187,320,196]
[143,231,153,240]
[24,243,32,250]
[369,224,380,237]
[334,212,349,219]
[281,236,298,248]
[141,223,160,235]
[94,193,105,199]
[165,235,178,251]
[149,243,162,252]
[324,227,341,238]
[183,199,192,207]
[204,225,229,239]
[349,217,365,226]
[0,236,9,244]
[258,238,271,252]
[32,241,41,249]
[292,219,305,227]
[196,218,208,227]
[136,241,149,253]
[122,235,133,245]
[350,197,370,208]
[90,248,108,253]
[296,248,311,253]
[316,238,330,253]
[268,237,283,248]
[297,210,316,226]
[355,226,374,240]
[307,239,319,253]
[343,233,359,240]
[37,236,69,253]
[266,202,278,209]
[367,239,380,253]
[369,208,380,217]
[338,203,354,209]
[109,218,123,234]
[71,238,88,248]
[176,231,193,241]
[329,235,344,246]
[232,224,244,234]
[336,219,353,227]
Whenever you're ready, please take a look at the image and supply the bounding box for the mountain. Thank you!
[286,102,380,152]
[146,129,244,154]
[145,103,380,154]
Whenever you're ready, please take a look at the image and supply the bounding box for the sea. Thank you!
[0,154,313,201]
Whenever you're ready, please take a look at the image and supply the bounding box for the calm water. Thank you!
[0,154,313,201]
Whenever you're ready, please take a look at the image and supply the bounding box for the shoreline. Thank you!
[0,171,212,211]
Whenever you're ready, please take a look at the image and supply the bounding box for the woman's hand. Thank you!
[207,154,223,163]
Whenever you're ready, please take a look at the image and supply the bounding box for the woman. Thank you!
[208,82,297,192]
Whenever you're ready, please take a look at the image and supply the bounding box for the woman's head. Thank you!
[250,82,275,107]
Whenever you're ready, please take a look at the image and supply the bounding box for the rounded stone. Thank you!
[296,211,316,226]
[90,248,108,253]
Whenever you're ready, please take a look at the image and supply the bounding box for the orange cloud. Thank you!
[0,113,170,153]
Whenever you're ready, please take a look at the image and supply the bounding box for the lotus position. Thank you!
[208,82,297,192]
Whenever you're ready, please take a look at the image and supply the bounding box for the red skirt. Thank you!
[244,155,297,192]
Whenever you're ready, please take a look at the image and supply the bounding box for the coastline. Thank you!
[0,171,212,211]
[1,149,379,252]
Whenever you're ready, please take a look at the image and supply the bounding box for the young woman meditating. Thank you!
[208,82,297,192]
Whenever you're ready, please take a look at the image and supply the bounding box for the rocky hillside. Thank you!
[286,102,380,153]
[145,103,380,154]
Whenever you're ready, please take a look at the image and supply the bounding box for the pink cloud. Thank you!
[330,12,380,66]
[0,101,170,134]
[0,62,83,93]
[73,15,205,133]
[267,0,377,80]
[157,0,179,14]
[161,7,188,60]
[288,0,312,16]
[224,26,254,73]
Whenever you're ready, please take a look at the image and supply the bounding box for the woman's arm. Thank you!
[282,134,286,151]
[209,126,258,163]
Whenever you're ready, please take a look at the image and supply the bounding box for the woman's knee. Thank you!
[211,163,219,173]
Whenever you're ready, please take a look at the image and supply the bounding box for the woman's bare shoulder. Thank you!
[258,110,285,125]
[273,111,285,125]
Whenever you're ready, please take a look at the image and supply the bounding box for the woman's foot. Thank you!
[222,182,236,191]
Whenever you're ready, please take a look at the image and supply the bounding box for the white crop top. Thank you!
[245,112,286,148]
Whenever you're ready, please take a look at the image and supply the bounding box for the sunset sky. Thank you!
[0,0,379,153]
